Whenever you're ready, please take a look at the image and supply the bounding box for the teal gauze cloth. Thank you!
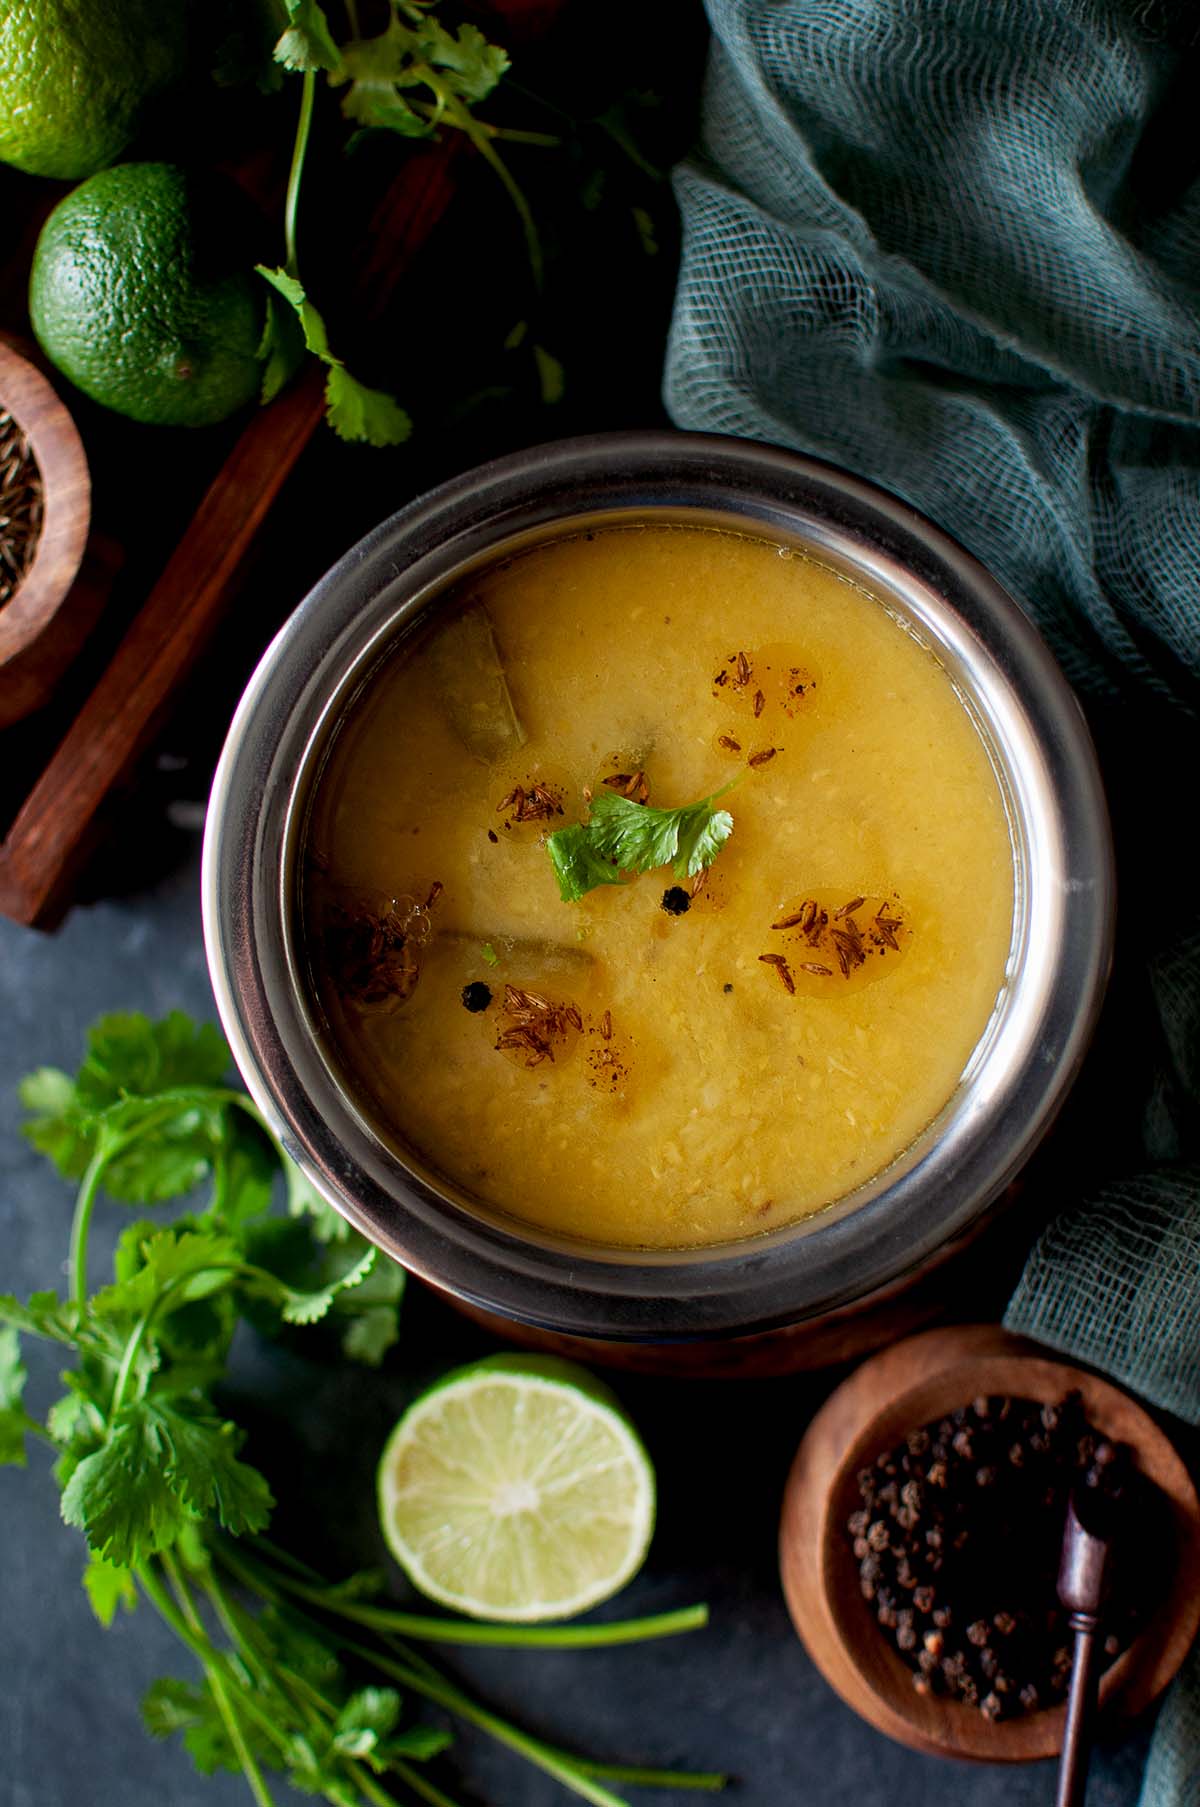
[665,2,1200,1800]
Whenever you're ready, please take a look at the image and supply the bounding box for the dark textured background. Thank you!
[0,6,1159,1795]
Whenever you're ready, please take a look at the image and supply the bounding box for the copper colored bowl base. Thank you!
[441,1185,1029,1379]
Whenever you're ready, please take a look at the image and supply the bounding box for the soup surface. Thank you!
[303,523,1014,1249]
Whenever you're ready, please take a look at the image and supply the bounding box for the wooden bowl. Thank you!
[0,336,92,727]
[779,1325,1200,1762]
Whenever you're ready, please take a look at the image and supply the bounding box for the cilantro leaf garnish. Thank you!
[546,781,738,902]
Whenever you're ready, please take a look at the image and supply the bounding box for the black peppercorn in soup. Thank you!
[302,523,1014,1248]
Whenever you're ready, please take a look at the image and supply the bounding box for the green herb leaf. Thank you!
[143,1675,262,1776]
[47,1373,103,1450]
[383,1725,456,1760]
[218,1120,279,1228]
[258,286,307,404]
[340,1303,400,1366]
[335,12,509,137]
[274,0,343,73]
[546,781,737,902]
[284,1154,350,1243]
[77,1012,231,1108]
[480,942,500,968]
[416,17,510,102]
[0,1290,84,1348]
[106,1108,230,1206]
[83,1552,138,1626]
[61,1399,273,1565]
[95,1226,241,1326]
[324,364,412,446]
[330,1685,401,1759]
[61,1409,191,1564]
[256,265,331,358]
[239,1219,396,1352]
[545,826,629,902]
[142,1676,209,1739]
[331,1239,404,1364]
[21,1013,233,1201]
[256,267,411,446]
[278,1243,377,1326]
[18,1066,89,1178]
[534,343,565,405]
[0,1327,37,1466]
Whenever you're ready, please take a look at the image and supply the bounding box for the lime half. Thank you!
[377,1354,656,1622]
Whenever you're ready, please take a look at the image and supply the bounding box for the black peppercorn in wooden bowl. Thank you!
[779,1324,1200,1762]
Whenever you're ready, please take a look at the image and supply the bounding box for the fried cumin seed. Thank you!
[758,952,796,994]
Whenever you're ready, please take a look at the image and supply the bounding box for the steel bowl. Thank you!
[202,431,1113,1344]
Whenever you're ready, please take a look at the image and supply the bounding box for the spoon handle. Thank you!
[1055,1615,1101,1807]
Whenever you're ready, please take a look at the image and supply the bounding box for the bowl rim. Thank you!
[0,336,90,666]
[779,1325,1200,1762]
[202,429,1115,1341]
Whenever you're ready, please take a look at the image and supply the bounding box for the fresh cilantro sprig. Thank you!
[2,1011,723,1807]
[547,781,738,903]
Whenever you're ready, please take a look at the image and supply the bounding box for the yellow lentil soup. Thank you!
[302,523,1014,1249]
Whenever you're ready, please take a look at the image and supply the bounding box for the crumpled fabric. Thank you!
[665,5,1200,1799]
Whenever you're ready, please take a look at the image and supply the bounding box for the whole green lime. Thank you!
[0,0,186,181]
[29,164,265,430]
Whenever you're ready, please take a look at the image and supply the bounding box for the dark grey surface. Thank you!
[0,843,1152,1807]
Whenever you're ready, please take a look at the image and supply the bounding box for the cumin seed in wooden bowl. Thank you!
[0,337,92,727]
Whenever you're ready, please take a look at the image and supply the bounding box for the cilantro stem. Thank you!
[110,1240,356,1420]
[285,67,317,280]
[136,1562,217,1666]
[575,1763,726,1792]
[227,1548,708,1648]
[224,1543,725,1790]
[141,1557,279,1807]
[68,1148,108,1315]
[201,1567,279,1700]
[437,86,543,288]
[108,1259,240,1418]
[108,1308,156,1419]
[486,125,561,147]
[335,1636,632,1807]
[69,1089,246,1313]
[220,1555,628,1807]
